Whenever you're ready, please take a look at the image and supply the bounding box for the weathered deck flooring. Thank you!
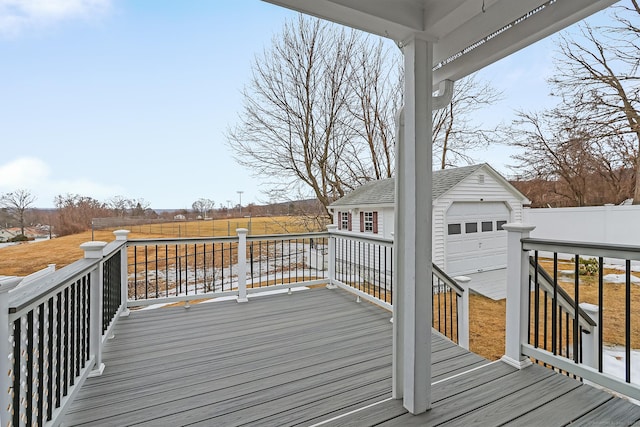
[64,287,640,426]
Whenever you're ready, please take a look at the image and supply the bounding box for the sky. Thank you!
[0,0,616,209]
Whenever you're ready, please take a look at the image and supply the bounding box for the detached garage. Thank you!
[329,164,530,297]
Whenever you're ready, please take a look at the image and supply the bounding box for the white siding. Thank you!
[330,166,526,276]
[332,207,391,237]
[433,169,524,271]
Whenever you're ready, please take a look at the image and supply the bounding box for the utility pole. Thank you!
[237,191,244,217]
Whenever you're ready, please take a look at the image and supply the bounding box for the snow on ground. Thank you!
[200,286,310,303]
[559,267,640,284]
[603,273,640,284]
[602,347,640,405]
[137,286,311,310]
[603,347,640,384]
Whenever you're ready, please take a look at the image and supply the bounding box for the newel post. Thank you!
[326,225,338,289]
[0,277,21,427]
[502,223,536,369]
[579,303,599,372]
[82,241,108,377]
[454,276,471,350]
[236,229,248,303]
[114,230,130,317]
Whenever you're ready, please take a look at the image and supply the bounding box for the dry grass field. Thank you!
[2,218,639,362]
[0,216,321,277]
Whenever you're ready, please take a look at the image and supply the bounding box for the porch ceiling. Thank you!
[263,0,619,85]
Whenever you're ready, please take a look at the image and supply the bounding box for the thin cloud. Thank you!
[0,0,111,37]
[0,157,125,206]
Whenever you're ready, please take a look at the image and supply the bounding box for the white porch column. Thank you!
[502,223,535,369]
[236,228,249,303]
[393,35,433,415]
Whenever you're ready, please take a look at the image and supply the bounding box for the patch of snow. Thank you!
[137,303,170,311]
[603,274,640,284]
[602,347,640,405]
[200,286,310,304]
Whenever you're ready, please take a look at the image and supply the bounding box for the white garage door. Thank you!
[446,202,510,276]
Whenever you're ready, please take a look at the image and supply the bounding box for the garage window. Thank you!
[339,212,352,231]
[481,221,493,232]
[497,220,507,230]
[465,222,478,233]
[361,211,376,233]
[448,223,462,235]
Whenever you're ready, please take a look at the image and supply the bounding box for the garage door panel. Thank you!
[446,202,509,276]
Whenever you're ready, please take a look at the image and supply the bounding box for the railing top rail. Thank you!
[529,257,596,327]
[103,239,127,257]
[127,235,239,246]
[330,230,393,246]
[8,258,99,314]
[522,237,640,261]
[432,263,464,296]
[246,231,329,242]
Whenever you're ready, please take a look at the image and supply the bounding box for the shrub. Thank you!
[571,257,599,276]
[8,234,29,242]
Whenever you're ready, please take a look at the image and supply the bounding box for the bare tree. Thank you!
[432,75,503,169]
[0,189,36,236]
[192,198,215,218]
[107,195,130,217]
[345,38,401,181]
[227,15,401,215]
[228,15,504,213]
[54,194,109,236]
[549,1,640,201]
[509,110,635,206]
[128,198,150,217]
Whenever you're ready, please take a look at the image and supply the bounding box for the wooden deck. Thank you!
[64,287,640,426]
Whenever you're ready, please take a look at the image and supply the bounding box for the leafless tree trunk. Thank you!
[549,1,640,202]
[228,15,504,214]
[0,189,36,236]
[227,15,401,217]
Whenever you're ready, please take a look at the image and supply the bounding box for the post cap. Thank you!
[113,230,130,241]
[579,302,600,315]
[80,241,108,258]
[236,228,248,235]
[501,223,536,233]
[0,277,23,293]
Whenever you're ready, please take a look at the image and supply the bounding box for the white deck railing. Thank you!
[0,230,129,426]
[0,226,469,425]
[503,223,640,401]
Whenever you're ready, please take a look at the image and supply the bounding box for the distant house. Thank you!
[328,164,530,278]
[174,214,186,221]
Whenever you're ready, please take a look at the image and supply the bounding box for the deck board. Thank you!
[63,287,640,426]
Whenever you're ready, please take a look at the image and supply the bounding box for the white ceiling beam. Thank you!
[433,0,619,83]
[263,0,619,84]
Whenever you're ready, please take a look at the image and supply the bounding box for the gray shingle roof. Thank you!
[330,164,485,207]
